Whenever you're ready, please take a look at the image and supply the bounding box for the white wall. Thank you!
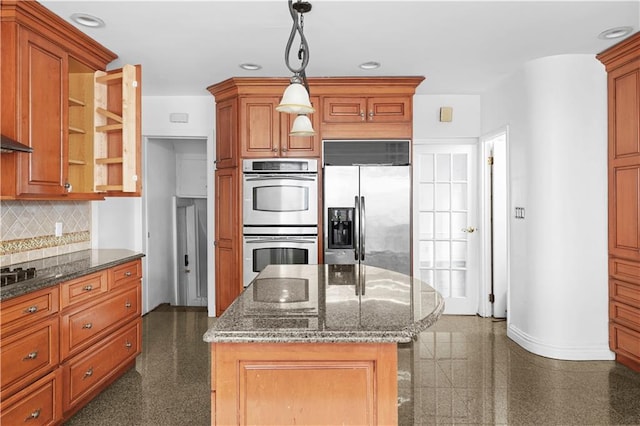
[92,198,143,251]
[482,54,611,360]
[145,139,178,312]
[413,95,481,139]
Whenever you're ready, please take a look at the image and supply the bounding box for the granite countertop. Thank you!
[203,264,444,344]
[0,249,145,301]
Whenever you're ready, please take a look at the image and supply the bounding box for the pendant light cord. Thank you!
[284,0,311,92]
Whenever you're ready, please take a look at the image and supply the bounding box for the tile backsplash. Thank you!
[0,201,91,266]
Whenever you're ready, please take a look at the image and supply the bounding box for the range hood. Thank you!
[1,135,33,153]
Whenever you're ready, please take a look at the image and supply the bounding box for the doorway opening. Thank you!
[175,197,207,306]
[142,136,210,312]
[480,128,509,319]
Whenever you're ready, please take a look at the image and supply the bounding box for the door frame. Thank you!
[479,126,511,318]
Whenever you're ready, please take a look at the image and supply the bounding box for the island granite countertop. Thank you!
[204,264,444,344]
[0,249,144,301]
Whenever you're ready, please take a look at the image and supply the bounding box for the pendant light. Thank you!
[277,0,316,136]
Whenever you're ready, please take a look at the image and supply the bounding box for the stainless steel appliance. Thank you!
[243,227,318,287]
[242,158,320,286]
[323,140,411,275]
[242,158,318,227]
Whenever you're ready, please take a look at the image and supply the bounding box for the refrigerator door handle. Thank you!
[354,195,360,261]
[360,196,366,261]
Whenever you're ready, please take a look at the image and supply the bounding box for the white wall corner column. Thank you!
[482,54,613,360]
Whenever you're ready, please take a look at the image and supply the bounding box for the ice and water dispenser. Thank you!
[327,208,354,249]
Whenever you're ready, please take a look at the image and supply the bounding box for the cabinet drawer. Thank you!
[610,322,640,362]
[0,287,59,337]
[60,270,108,309]
[60,283,141,361]
[0,368,62,426]
[610,258,640,286]
[109,259,142,290]
[610,279,640,309]
[63,318,141,411]
[611,301,640,331]
[1,316,59,400]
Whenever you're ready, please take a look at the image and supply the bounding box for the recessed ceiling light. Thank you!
[70,13,105,28]
[359,61,381,70]
[598,26,633,40]
[239,63,262,71]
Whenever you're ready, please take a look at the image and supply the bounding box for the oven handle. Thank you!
[244,174,317,182]
[244,237,317,244]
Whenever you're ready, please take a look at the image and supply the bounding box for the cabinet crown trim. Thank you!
[208,76,425,100]
[1,0,117,69]
[597,31,640,70]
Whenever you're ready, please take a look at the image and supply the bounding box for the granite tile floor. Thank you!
[64,307,640,425]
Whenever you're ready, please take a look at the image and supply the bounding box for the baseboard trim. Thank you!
[507,323,615,361]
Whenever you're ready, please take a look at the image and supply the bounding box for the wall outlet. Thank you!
[55,222,63,237]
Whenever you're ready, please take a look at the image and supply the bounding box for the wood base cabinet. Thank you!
[0,258,143,424]
[598,32,640,371]
[211,342,398,426]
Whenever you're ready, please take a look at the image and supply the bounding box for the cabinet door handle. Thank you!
[125,341,133,349]
[24,408,41,421]
[82,322,93,329]
[272,147,278,152]
[360,111,365,121]
[281,147,287,152]
[125,271,132,277]
[125,300,132,308]
[23,351,38,361]
[368,111,374,120]
[24,306,38,314]
[83,367,93,379]
[83,284,93,291]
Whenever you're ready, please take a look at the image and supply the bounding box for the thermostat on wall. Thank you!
[439,107,453,122]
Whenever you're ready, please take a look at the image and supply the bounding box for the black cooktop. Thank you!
[0,267,37,287]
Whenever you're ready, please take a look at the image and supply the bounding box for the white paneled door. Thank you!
[414,143,479,314]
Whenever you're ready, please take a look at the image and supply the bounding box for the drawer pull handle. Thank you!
[125,300,132,308]
[83,367,93,379]
[125,341,132,349]
[24,306,38,314]
[125,271,132,277]
[82,323,93,329]
[24,408,41,421]
[83,284,93,291]
[23,351,38,360]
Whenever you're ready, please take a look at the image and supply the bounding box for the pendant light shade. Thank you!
[289,114,315,136]
[276,81,315,114]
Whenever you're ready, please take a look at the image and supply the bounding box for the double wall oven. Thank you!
[242,159,318,287]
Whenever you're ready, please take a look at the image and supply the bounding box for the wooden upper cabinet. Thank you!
[278,96,320,157]
[610,61,640,161]
[1,1,140,200]
[16,28,69,197]
[93,64,142,195]
[323,96,411,124]
[240,96,320,158]
[239,97,280,158]
[215,98,238,169]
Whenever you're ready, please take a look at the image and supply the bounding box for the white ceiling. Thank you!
[41,1,640,96]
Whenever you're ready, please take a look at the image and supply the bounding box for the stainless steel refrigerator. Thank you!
[323,164,411,275]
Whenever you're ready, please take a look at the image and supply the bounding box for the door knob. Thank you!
[462,227,476,233]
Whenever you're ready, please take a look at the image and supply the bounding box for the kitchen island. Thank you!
[203,264,444,425]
